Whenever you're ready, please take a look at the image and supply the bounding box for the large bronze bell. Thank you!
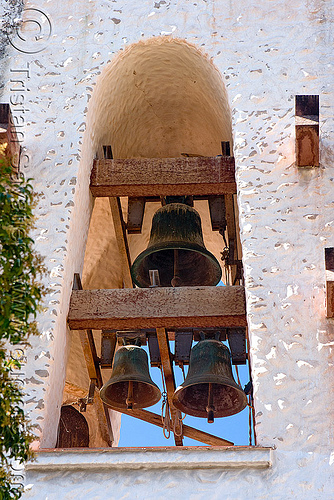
[131,203,222,287]
[172,339,247,423]
[100,345,161,410]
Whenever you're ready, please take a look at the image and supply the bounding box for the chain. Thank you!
[160,367,171,439]
[248,395,253,446]
[161,391,171,439]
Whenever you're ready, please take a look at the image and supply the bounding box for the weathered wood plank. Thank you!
[90,157,236,197]
[68,286,247,331]
[296,124,319,167]
[326,271,334,318]
[118,408,234,446]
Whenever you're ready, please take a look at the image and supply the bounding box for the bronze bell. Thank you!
[100,345,161,410]
[172,339,247,423]
[131,203,222,287]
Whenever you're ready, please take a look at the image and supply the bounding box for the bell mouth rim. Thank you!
[100,381,161,410]
[131,242,222,288]
[172,382,248,418]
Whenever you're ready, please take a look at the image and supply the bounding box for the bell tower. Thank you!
[1,1,333,498]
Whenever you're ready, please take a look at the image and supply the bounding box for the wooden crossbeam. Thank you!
[68,286,247,331]
[118,407,234,447]
[90,157,236,197]
[156,328,183,446]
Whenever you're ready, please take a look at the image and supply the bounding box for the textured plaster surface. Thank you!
[1,0,333,498]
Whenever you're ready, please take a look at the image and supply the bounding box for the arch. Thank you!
[63,39,234,448]
[86,37,232,159]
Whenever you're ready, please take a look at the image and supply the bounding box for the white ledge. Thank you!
[26,446,273,471]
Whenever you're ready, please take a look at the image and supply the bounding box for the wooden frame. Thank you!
[68,153,250,447]
[70,274,235,447]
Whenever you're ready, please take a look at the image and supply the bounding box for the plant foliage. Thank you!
[0,152,46,500]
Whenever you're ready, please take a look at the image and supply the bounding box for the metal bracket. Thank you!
[127,197,146,234]
[78,378,97,412]
[116,330,147,346]
[174,331,193,366]
[227,328,247,365]
[100,330,117,368]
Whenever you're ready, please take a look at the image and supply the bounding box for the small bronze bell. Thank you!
[172,339,247,423]
[100,345,161,410]
[131,203,222,287]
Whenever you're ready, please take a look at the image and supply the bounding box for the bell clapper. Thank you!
[171,249,181,287]
[206,382,215,423]
[126,380,134,409]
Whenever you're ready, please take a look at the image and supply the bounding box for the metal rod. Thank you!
[126,380,134,409]
[171,249,181,287]
[206,382,215,423]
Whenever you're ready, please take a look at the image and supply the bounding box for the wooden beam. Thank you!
[326,270,334,318]
[118,407,234,447]
[295,95,319,167]
[225,194,239,285]
[295,119,319,167]
[325,248,334,318]
[156,328,183,446]
[108,197,133,288]
[94,392,115,448]
[72,274,114,446]
[68,286,247,331]
[90,157,237,197]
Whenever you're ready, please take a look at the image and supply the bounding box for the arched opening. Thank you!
[63,38,249,448]
[88,37,232,160]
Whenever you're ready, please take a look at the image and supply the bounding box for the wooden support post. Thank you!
[118,407,234,447]
[224,194,238,284]
[325,248,334,318]
[326,275,334,318]
[108,197,133,288]
[72,274,114,446]
[156,328,183,446]
[295,95,319,167]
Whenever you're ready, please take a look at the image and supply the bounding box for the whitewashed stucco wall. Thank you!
[1,0,333,498]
